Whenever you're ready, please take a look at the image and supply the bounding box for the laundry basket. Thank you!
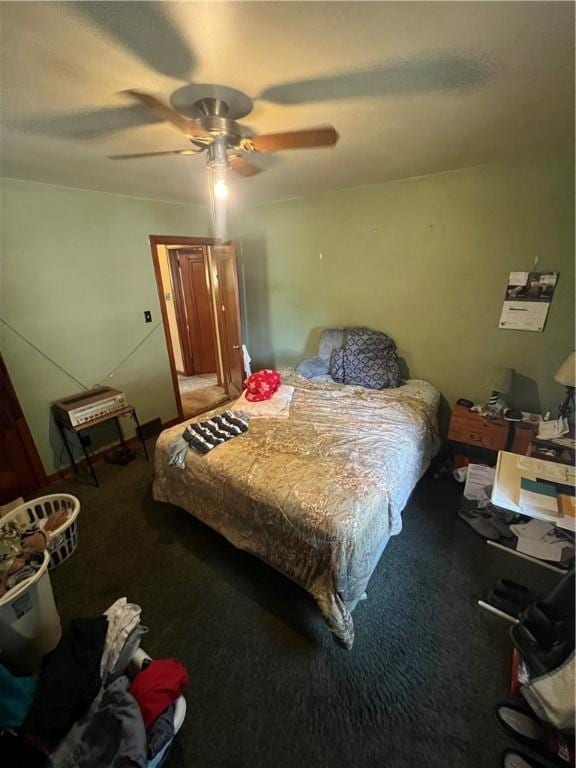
[0,550,62,675]
[5,494,80,569]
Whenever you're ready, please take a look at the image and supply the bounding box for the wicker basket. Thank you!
[4,494,81,569]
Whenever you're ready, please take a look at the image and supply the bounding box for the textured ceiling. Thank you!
[1,1,573,206]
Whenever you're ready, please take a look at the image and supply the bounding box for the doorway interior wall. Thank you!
[150,236,245,421]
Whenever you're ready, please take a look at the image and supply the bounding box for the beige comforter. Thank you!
[153,371,440,648]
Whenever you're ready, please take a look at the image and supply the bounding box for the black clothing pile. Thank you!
[24,617,108,747]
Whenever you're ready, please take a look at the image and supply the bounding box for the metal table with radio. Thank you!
[52,387,149,486]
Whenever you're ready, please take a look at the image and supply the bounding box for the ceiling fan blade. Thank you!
[108,149,200,160]
[243,126,338,153]
[228,154,263,177]
[122,90,211,139]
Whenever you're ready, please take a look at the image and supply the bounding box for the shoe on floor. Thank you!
[484,588,523,619]
[495,579,536,611]
[502,749,547,768]
[496,702,547,748]
[458,509,501,540]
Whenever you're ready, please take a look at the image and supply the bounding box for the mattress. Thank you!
[153,371,440,648]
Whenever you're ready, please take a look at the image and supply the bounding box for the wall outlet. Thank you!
[144,310,152,323]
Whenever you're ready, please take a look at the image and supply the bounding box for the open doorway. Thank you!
[150,236,245,421]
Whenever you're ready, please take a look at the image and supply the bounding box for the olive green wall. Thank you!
[1,156,574,473]
[233,155,574,418]
[0,178,210,473]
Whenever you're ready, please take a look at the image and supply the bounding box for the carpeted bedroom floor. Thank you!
[50,445,557,768]
[178,373,228,417]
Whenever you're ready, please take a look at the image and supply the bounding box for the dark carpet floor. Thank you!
[50,446,557,768]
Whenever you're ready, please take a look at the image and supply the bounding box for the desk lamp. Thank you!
[554,352,575,420]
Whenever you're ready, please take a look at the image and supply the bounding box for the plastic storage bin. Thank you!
[0,550,62,675]
[7,494,80,569]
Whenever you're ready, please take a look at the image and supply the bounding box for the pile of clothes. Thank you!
[168,369,295,469]
[235,369,294,419]
[0,510,69,599]
[0,597,188,768]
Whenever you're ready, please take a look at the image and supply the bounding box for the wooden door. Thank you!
[212,244,244,399]
[0,356,47,504]
[170,247,217,376]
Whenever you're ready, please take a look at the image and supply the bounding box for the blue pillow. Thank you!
[296,357,330,379]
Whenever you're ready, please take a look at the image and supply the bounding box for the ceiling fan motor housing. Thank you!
[191,98,242,151]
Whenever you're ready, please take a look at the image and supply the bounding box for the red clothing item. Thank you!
[244,369,281,402]
[129,659,188,730]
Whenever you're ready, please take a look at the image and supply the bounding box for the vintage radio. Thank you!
[52,387,128,428]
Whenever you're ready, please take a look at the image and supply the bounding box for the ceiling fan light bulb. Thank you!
[213,178,229,200]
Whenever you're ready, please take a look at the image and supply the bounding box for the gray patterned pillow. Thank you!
[330,348,345,383]
[342,329,400,389]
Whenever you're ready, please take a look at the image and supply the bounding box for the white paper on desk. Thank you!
[516,537,565,562]
[538,418,569,440]
[516,456,572,483]
[510,520,554,540]
[463,464,495,501]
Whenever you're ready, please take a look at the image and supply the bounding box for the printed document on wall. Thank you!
[499,271,558,332]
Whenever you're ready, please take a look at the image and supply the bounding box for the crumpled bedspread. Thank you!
[153,370,440,648]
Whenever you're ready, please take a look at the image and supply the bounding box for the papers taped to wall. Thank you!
[499,271,558,332]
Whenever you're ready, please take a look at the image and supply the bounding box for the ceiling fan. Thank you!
[109,90,339,199]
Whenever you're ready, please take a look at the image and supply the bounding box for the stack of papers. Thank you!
[519,478,559,517]
[537,417,569,440]
[510,519,574,562]
[463,464,495,504]
[515,456,576,527]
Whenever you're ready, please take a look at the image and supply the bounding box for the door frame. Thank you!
[1,354,48,501]
[149,235,226,421]
[211,243,245,399]
[167,249,195,376]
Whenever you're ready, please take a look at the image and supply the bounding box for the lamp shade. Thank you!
[554,352,576,387]
[491,366,514,394]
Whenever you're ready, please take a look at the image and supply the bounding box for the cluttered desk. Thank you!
[486,451,575,576]
[492,452,575,533]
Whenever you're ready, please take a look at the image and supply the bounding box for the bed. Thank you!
[153,370,440,648]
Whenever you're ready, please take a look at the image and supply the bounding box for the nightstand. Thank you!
[448,404,509,466]
[448,405,541,465]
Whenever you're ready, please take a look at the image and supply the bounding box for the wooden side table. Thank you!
[448,404,509,465]
[54,405,149,487]
[447,404,544,464]
[509,420,540,455]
